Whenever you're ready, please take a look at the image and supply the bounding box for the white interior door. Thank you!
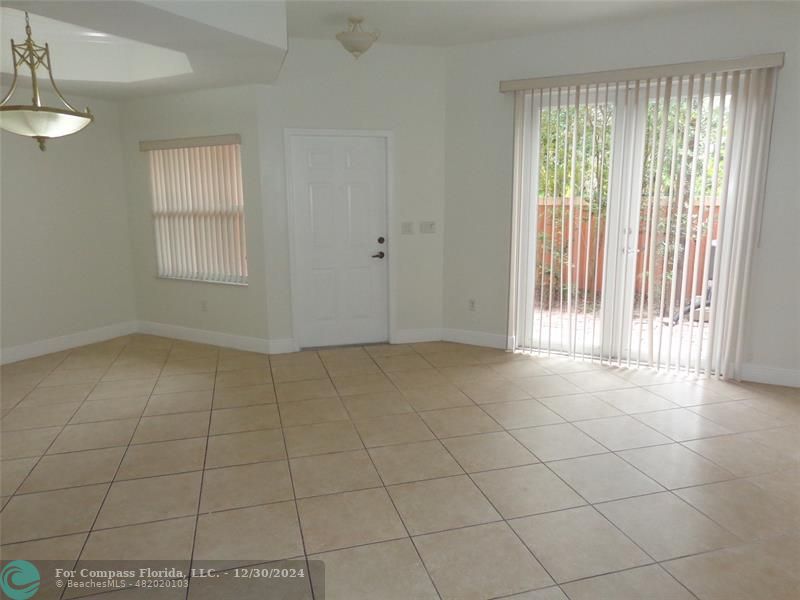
[288,134,389,348]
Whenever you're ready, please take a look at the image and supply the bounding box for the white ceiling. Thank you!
[286,0,696,47]
[0,0,712,99]
[0,0,288,98]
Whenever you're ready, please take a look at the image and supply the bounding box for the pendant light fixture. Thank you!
[0,12,93,151]
[336,17,378,59]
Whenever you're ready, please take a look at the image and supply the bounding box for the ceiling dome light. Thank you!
[0,12,93,151]
[336,17,378,59]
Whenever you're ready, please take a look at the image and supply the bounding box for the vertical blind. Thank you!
[506,55,781,379]
[141,136,248,285]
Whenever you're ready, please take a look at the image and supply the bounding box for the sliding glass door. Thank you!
[508,65,778,377]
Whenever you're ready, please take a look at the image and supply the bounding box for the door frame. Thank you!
[284,128,396,350]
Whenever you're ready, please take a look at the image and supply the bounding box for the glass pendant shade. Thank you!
[0,106,92,138]
[336,17,378,59]
[0,12,93,150]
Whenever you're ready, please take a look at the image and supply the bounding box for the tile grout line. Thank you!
[316,346,445,600]
[0,503,777,592]
[5,342,133,496]
[379,346,592,586]
[183,345,223,600]
[14,423,790,500]
[269,344,792,596]
[269,352,318,600]
[1,391,775,434]
[384,355,590,590]
[4,342,128,499]
[530,410,716,600]
[3,481,732,548]
[442,370,667,593]
[5,386,785,502]
[387,352,714,598]
[383,355,567,592]
[513,379,723,600]
[52,336,166,600]
[2,337,797,599]
[1,347,80,415]
[565,417,752,551]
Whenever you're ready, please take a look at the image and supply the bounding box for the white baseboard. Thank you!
[0,321,139,365]
[138,321,295,355]
[5,320,795,389]
[740,363,800,388]
[392,327,508,349]
[391,328,443,344]
[1,321,295,364]
[442,328,509,349]
[1,324,509,364]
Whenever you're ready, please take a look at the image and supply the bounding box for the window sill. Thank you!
[156,275,248,287]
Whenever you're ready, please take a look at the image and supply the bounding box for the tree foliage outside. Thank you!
[636,90,729,317]
[641,90,729,203]
[534,86,730,318]
[537,100,614,207]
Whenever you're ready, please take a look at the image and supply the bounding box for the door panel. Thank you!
[310,183,337,248]
[289,135,388,348]
[524,89,617,358]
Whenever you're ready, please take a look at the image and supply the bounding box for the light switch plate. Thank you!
[419,221,436,234]
[401,221,415,234]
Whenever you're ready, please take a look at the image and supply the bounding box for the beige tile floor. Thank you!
[1,334,799,599]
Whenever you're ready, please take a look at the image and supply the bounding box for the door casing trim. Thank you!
[284,128,396,350]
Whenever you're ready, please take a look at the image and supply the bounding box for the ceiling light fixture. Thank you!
[336,17,378,59]
[0,12,93,151]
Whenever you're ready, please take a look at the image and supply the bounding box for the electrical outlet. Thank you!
[468,299,476,312]
[419,221,436,234]
[401,221,415,234]
[200,300,208,312]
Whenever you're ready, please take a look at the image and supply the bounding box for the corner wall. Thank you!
[118,39,447,350]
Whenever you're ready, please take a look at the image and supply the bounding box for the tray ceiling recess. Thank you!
[0,1,288,98]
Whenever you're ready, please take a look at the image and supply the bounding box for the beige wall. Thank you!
[1,96,136,350]
[443,3,800,375]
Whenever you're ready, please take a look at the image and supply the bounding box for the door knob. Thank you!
[371,251,385,259]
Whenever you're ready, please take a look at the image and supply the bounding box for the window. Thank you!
[141,135,248,285]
